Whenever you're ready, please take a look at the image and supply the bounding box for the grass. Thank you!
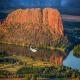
[0,41,26,47]
[0,63,23,72]
[3,65,23,72]
[0,55,53,73]
[12,55,53,67]
[0,41,66,53]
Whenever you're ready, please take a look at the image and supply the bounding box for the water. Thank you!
[63,50,80,71]
[0,58,17,64]
[0,43,53,61]
[0,43,80,71]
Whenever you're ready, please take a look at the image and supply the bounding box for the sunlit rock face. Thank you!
[43,8,64,36]
[2,8,64,47]
[5,8,64,36]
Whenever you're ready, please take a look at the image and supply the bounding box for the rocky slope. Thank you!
[0,8,64,47]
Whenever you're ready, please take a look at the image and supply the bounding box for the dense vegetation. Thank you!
[17,66,80,78]
[0,52,80,79]
[0,65,80,79]
[0,70,13,78]
[0,51,9,58]
[0,58,18,64]
[73,45,80,57]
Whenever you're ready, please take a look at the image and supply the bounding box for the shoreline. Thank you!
[0,41,66,52]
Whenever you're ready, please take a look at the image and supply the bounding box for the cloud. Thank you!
[62,15,80,22]
[0,9,16,13]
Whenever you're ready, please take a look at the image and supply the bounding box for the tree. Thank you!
[24,74,31,80]
[31,74,37,80]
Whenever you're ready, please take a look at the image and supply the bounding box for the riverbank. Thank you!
[0,41,66,54]
[63,50,80,71]
[0,43,80,79]
[73,45,80,57]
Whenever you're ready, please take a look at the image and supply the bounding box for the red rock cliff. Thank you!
[5,8,64,36]
[3,8,64,47]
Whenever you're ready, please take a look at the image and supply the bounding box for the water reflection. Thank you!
[0,43,52,61]
[0,43,80,71]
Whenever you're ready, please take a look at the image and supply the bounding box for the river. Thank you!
[63,50,80,71]
[0,43,80,71]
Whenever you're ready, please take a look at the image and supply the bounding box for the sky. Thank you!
[61,0,80,15]
[0,0,80,21]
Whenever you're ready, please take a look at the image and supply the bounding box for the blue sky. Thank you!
[0,0,60,9]
[61,0,80,15]
[0,0,80,20]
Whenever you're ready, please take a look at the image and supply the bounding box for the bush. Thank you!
[73,45,80,57]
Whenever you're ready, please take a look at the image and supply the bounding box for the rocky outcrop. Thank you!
[1,8,64,47]
[5,8,64,36]
[43,8,64,36]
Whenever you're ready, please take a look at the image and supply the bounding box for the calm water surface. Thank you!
[63,50,80,71]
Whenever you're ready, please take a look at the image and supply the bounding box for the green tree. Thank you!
[24,74,31,80]
[31,74,37,80]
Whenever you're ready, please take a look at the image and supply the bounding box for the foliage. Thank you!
[16,66,80,78]
[0,70,13,78]
[0,51,9,58]
[0,57,18,64]
[24,74,31,80]
[73,44,80,57]
[0,57,80,79]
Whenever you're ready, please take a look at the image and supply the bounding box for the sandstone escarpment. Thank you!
[5,8,64,36]
[1,8,64,47]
